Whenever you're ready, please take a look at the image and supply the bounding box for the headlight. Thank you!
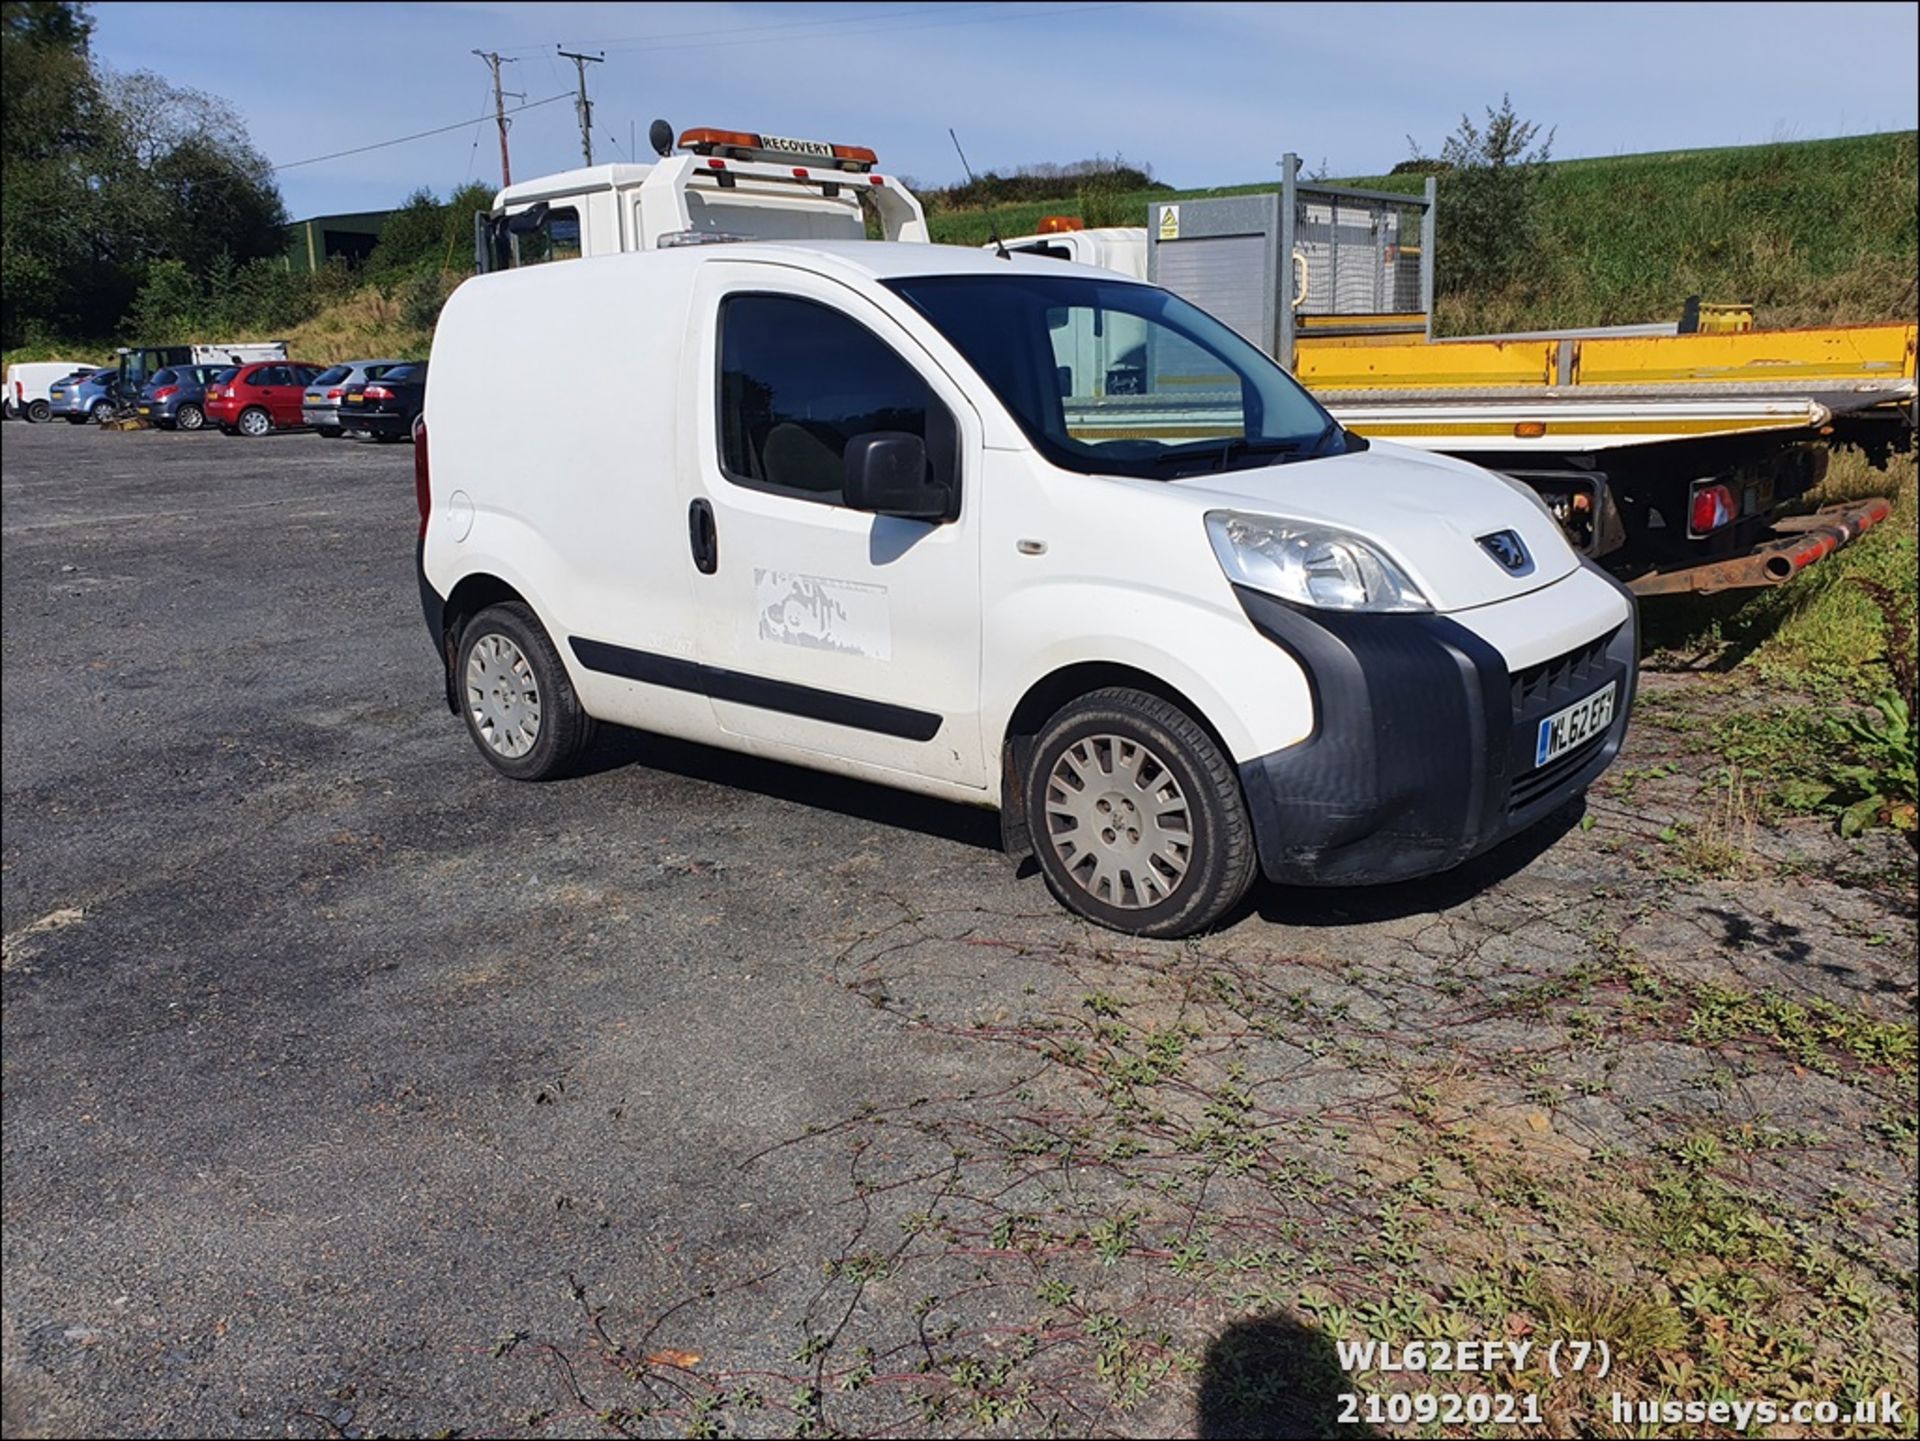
[1206,510,1430,613]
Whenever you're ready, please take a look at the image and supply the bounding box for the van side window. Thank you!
[717,294,955,506]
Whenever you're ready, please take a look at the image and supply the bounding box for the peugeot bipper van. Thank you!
[418,243,1636,937]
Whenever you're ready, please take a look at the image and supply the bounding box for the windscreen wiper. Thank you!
[1304,417,1346,457]
[1146,436,1303,474]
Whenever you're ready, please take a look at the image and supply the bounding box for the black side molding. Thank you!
[568,636,942,743]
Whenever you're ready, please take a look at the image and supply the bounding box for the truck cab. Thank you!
[996,221,1149,280]
[476,125,929,272]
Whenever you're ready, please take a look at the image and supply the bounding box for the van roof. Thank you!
[484,239,1153,287]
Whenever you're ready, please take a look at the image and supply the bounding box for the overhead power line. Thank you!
[272,92,571,172]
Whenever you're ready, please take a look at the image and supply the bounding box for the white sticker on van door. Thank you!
[753,570,891,660]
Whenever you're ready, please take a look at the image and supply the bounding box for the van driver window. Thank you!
[716,294,954,506]
[511,205,583,265]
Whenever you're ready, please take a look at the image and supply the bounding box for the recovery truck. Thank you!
[473,123,927,271]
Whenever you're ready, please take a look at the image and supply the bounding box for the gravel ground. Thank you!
[3,420,1914,1440]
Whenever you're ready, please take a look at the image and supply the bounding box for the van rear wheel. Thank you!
[1024,687,1256,938]
[456,602,595,781]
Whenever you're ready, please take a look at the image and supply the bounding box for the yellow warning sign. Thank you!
[1158,205,1180,241]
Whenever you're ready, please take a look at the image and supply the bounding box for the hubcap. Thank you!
[240,409,269,435]
[179,405,202,430]
[466,633,542,758]
[1044,733,1193,909]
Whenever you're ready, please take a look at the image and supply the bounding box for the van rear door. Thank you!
[678,263,986,789]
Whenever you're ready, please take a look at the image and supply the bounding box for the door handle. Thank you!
[688,498,718,574]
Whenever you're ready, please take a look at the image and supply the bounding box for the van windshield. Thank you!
[885,273,1352,479]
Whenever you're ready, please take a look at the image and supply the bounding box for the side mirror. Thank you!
[505,202,549,235]
[843,432,951,522]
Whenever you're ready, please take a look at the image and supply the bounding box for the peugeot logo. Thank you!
[1479,530,1532,573]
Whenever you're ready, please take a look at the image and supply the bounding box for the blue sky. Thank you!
[88,1,1920,221]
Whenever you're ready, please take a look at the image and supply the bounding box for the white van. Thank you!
[5,360,94,422]
[419,243,1636,936]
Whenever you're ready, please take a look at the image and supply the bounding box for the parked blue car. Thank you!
[137,364,229,431]
[47,367,123,424]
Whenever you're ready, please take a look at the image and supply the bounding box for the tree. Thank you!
[367,180,499,281]
[1,5,287,345]
[1,1,103,339]
[1411,95,1554,297]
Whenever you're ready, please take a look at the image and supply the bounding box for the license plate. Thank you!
[345,394,363,403]
[138,406,151,415]
[1535,681,1616,767]
[305,392,321,403]
[50,390,64,399]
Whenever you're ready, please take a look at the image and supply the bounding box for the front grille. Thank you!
[1509,733,1606,813]
[1510,627,1618,714]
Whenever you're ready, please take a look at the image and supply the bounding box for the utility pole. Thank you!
[472,50,521,187]
[557,48,604,166]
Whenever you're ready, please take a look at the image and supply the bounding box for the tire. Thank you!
[64,414,88,425]
[89,399,113,424]
[236,406,272,437]
[27,400,51,423]
[1024,687,1256,938]
[176,403,204,431]
[455,602,596,781]
[317,426,342,439]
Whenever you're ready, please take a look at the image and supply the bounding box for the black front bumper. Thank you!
[1235,568,1637,886]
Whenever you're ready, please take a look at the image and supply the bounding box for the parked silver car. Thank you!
[303,359,409,438]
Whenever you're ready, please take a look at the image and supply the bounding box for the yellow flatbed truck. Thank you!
[1297,320,1913,593]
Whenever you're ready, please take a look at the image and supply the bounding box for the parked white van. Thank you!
[419,243,1636,936]
[5,360,94,422]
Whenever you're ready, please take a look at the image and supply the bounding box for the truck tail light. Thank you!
[364,385,394,401]
[413,417,430,539]
[1689,481,1738,536]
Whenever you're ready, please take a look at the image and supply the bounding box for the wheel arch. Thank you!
[435,572,533,713]
[997,661,1236,863]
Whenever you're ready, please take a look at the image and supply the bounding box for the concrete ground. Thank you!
[3,420,1914,1439]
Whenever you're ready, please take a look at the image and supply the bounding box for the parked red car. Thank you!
[205,361,323,437]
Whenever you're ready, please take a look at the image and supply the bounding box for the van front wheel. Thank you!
[456,602,595,781]
[1024,687,1256,938]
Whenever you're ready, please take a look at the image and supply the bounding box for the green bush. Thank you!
[1416,95,1554,298]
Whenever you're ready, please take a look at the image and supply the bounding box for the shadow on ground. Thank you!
[1249,800,1584,927]
[573,725,1005,851]
[1195,1313,1372,1439]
